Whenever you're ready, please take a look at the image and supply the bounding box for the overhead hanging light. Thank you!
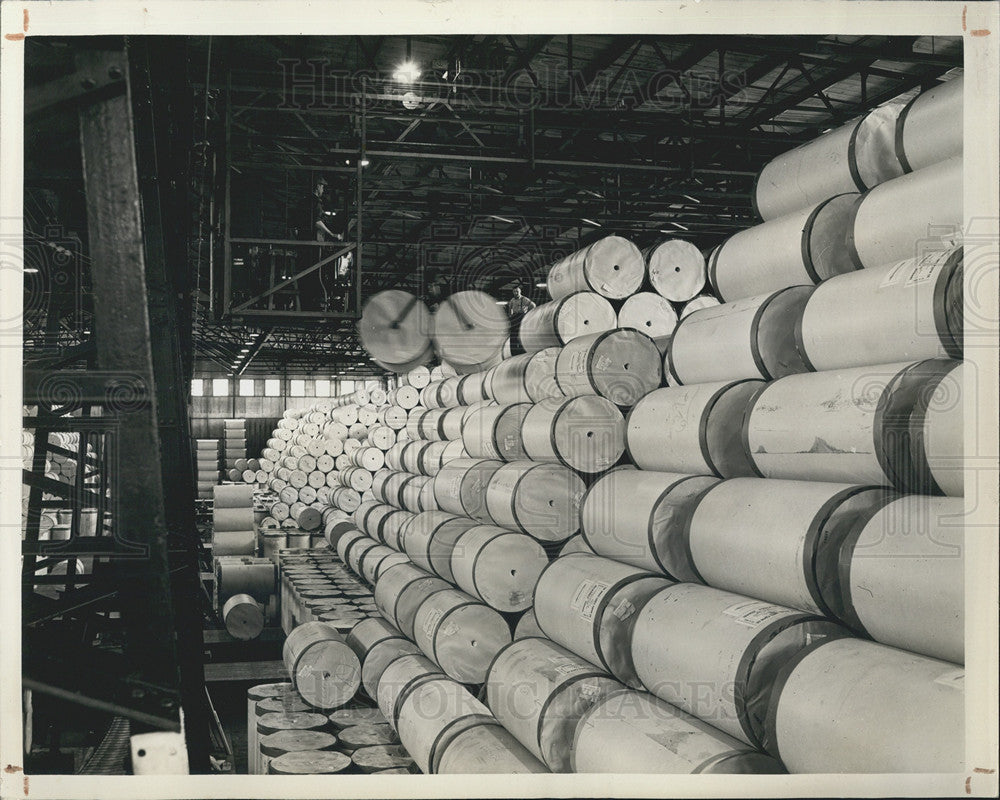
[394,60,420,83]
[581,218,602,227]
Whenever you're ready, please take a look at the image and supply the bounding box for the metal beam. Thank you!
[502,35,554,84]
[129,37,212,770]
[735,52,881,130]
[79,54,184,733]
[231,243,355,312]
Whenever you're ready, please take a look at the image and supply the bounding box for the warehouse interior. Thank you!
[17,30,984,781]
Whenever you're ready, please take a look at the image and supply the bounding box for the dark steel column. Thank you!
[78,48,183,733]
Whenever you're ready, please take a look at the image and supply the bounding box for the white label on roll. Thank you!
[881,252,942,288]
[722,600,786,628]
[571,491,584,508]
[570,579,609,621]
[595,355,612,370]
[578,680,602,700]
[611,598,636,621]
[422,607,445,638]
[548,656,580,676]
[934,669,965,691]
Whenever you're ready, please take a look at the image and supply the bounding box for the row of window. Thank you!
[191,378,363,397]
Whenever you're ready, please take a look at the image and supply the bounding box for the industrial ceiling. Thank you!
[22,34,962,377]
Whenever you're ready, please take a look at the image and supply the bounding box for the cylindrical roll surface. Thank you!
[746,358,959,493]
[519,292,617,353]
[848,156,962,270]
[485,637,621,772]
[688,478,888,614]
[709,195,858,302]
[484,461,585,543]
[223,593,265,641]
[799,246,963,370]
[767,638,964,772]
[213,484,254,509]
[450,525,548,612]
[523,347,564,402]
[374,562,451,639]
[413,588,512,684]
[357,290,432,371]
[625,380,763,478]
[282,622,362,709]
[826,494,964,663]
[646,239,706,302]
[546,235,644,300]
[898,76,963,172]
[581,468,718,580]
[616,292,678,340]
[754,119,859,220]
[375,652,445,729]
[396,678,495,773]
[555,329,662,407]
[521,396,626,474]
[631,583,845,746]
[432,291,508,371]
[360,638,422,700]
[213,506,255,532]
[573,690,784,774]
[667,286,813,385]
[489,354,533,404]
[917,358,964,498]
[436,722,549,774]
[533,553,671,687]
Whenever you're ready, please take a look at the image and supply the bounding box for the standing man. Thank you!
[506,285,536,354]
[293,176,339,310]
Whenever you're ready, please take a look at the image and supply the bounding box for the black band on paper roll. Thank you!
[906,359,956,496]
[534,669,612,759]
[933,249,964,360]
[832,497,896,635]
[699,381,739,476]
[846,115,869,192]
[803,485,888,618]
[874,359,951,494]
[843,193,867,270]
[734,613,834,749]
[584,330,616,398]
[739,382,770,479]
[761,637,838,761]
[469,528,508,603]
[791,306,818,374]
[590,572,656,675]
[894,92,919,174]
[678,481,721,586]
[800,194,847,284]
[648,475,706,579]
[706,242,726,301]
[664,317,688,385]
[748,289,786,381]
[749,170,764,222]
